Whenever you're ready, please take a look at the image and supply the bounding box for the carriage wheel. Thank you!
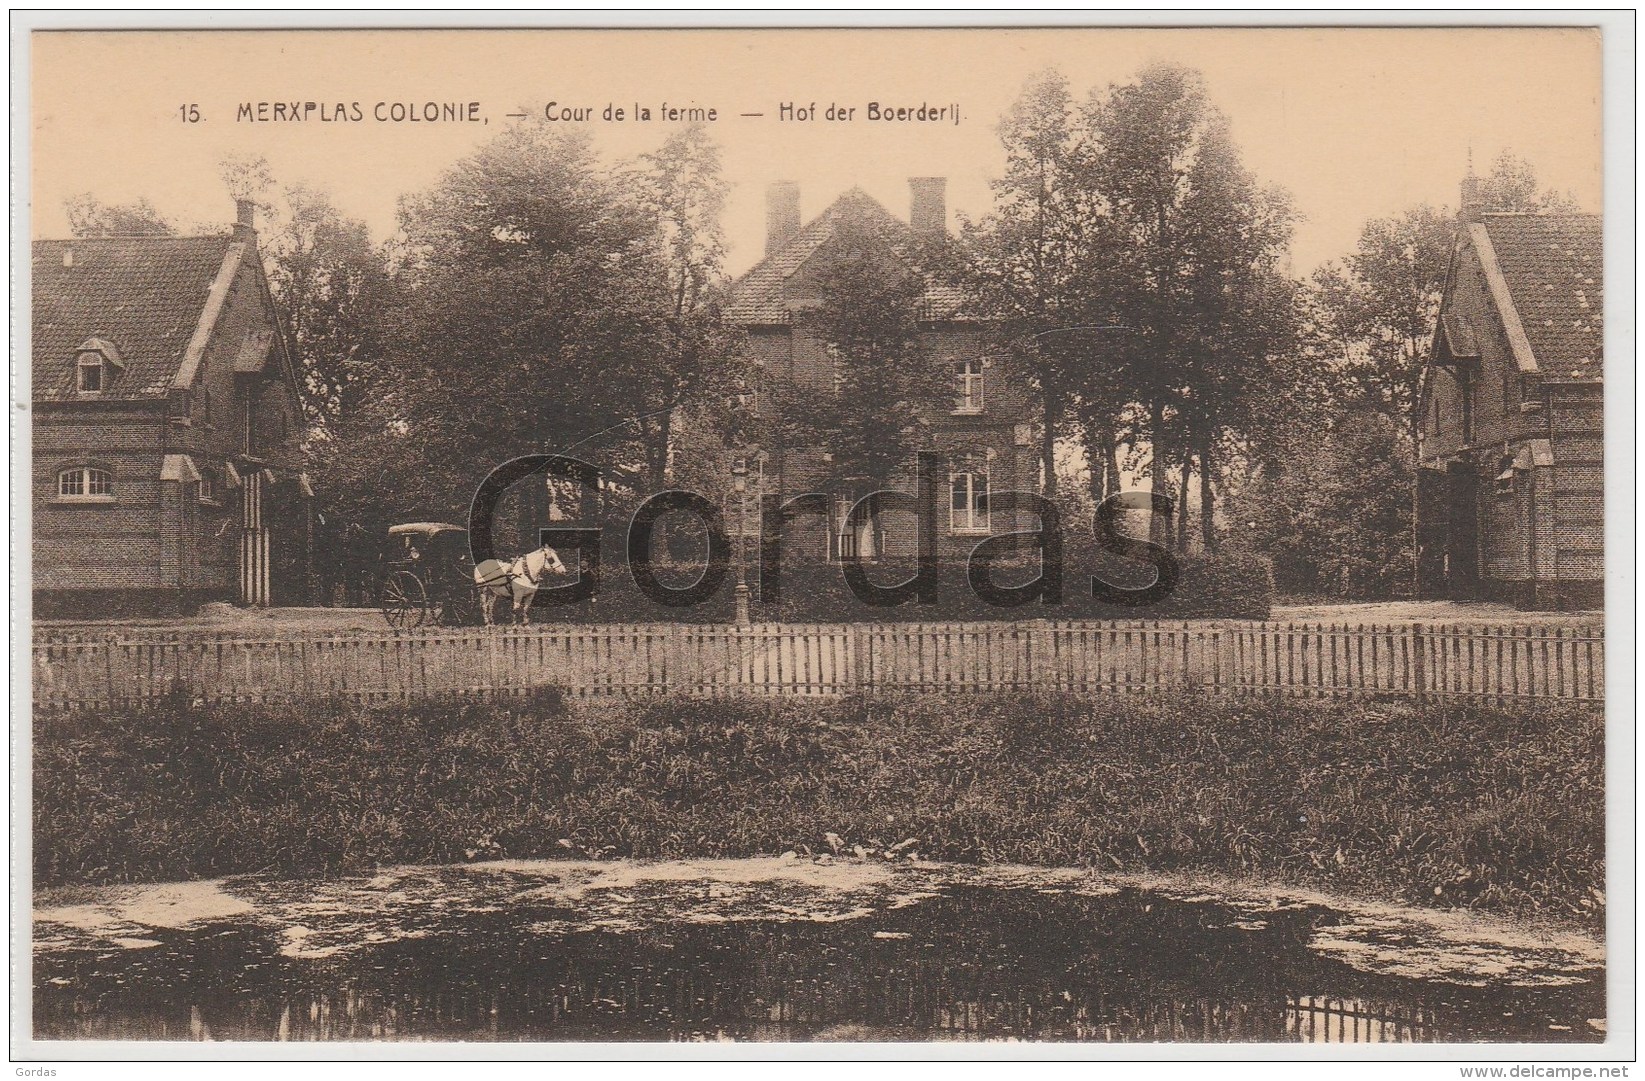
[381,570,431,629]
[437,589,480,627]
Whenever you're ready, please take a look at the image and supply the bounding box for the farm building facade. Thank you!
[725,178,1037,562]
[1415,195,1603,610]
[32,200,313,617]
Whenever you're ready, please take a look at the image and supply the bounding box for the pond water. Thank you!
[34,859,1604,1044]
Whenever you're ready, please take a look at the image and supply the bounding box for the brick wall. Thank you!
[1548,386,1603,593]
[32,245,308,612]
[745,315,1039,563]
[33,401,168,592]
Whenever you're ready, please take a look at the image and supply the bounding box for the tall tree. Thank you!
[1314,149,1584,441]
[1477,149,1581,213]
[770,212,948,497]
[353,122,680,545]
[261,185,394,429]
[1079,62,1297,546]
[960,70,1104,502]
[632,125,741,490]
[1307,204,1453,441]
[64,194,175,237]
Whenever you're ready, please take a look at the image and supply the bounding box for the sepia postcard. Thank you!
[12,14,1634,1070]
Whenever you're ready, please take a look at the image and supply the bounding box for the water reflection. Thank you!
[36,885,1601,1043]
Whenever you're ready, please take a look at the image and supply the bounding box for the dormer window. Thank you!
[74,337,124,396]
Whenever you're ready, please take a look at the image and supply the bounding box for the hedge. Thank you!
[519,551,1274,624]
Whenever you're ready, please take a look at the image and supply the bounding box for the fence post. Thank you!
[103,632,119,709]
[1411,622,1426,701]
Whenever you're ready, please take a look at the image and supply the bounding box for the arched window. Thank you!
[57,466,114,501]
[949,452,990,534]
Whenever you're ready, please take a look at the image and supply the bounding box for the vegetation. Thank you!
[1262,150,1582,596]
[961,63,1299,550]
[60,99,1588,600]
[494,550,1271,624]
[763,210,951,497]
[36,691,1602,928]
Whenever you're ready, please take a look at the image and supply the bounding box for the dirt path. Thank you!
[1272,600,1601,625]
[36,600,1601,638]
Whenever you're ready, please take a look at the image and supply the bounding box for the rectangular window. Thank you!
[77,356,103,393]
[950,467,990,533]
[953,358,984,414]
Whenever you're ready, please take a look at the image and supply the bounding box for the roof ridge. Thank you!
[34,233,233,246]
[1479,210,1600,220]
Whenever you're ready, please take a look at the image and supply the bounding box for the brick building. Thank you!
[1415,185,1603,609]
[726,179,1037,561]
[32,200,312,617]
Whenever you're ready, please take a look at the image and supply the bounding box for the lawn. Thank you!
[34,690,1605,930]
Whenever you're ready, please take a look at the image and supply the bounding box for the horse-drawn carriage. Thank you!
[378,522,481,628]
[378,521,566,629]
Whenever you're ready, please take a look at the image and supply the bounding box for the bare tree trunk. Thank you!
[1199,430,1217,554]
[1040,386,1060,500]
[1083,415,1109,505]
[1176,457,1193,555]
[1148,398,1167,543]
[1106,423,1123,500]
[649,406,674,492]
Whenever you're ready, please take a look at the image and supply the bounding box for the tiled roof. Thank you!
[32,235,235,401]
[726,188,969,325]
[1480,213,1602,380]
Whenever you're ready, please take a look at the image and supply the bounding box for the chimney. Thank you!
[909,177,947,236]
[765,181,800,255]
[1458,157,1483,223]
[233,198,257,240]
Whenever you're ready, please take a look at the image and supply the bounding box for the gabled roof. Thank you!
[32,235,244,401]
[1472,213,1602,381]
[726,187,967,325]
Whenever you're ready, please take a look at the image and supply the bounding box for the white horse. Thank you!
[474,543,568,626]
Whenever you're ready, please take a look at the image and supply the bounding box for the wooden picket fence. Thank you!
[31,620,1604,711]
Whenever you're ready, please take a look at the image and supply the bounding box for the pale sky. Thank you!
[31,27,1602,276]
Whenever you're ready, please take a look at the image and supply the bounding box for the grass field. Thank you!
[33,691,1604,930]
